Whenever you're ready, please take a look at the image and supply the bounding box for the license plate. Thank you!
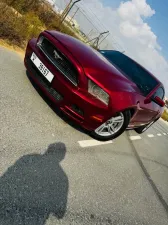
[31,52,54,83]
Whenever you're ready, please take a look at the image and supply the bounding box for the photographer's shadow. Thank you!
[0,142,68,225]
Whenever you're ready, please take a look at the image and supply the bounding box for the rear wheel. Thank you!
[134,120,156,134]
[91,110,131,141]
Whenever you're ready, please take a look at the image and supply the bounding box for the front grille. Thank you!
[26,57,63,102]
[38,37,78,86]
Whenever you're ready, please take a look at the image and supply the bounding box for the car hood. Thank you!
[47,31,141,93]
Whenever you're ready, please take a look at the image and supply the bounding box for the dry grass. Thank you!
[0,0,82,50]
[0,4,44,47]
[0,39,24,58]
[162,109,168,122]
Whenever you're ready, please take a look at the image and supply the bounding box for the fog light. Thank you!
[71,104,84,117]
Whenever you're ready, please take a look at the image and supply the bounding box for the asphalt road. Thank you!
[0,46,168,225]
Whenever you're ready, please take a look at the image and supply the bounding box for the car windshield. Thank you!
[99,50,159,96]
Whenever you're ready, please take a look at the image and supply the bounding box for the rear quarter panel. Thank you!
[109,91,159,126]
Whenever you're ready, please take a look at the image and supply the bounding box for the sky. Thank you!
[103,0,168,61]
[53,0,168,96]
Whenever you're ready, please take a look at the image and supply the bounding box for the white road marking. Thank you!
[78,140,113,148]
[129,136,142,141]
[78,130,167,148]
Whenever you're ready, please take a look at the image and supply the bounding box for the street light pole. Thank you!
[60,0,81,25]
[60,0,73,19]
[69,7,79,24]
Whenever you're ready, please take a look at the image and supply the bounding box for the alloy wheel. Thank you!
[95,112,124,137]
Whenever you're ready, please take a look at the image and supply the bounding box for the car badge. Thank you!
[53,50,62,60]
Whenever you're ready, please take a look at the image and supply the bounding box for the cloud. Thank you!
[117,0,167,93]
[118,0,160,50]
[118,0,155,23]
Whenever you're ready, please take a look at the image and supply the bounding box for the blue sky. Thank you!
[103,0,168,61]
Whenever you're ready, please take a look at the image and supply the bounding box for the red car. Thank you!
[24,31,165,141]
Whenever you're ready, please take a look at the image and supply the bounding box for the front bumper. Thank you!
[24,38,112,131]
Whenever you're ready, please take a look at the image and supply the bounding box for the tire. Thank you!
[134,119,157,134]
[91,110,131,141]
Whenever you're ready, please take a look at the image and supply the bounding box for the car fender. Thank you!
[110,91,139,115]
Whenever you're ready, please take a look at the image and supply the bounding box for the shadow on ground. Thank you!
[0,142,68,225]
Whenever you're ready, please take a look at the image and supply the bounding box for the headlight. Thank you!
[88,79,109,105]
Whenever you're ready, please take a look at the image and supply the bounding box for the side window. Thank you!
[153,87,165,100]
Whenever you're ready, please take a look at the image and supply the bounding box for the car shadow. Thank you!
[26,71,89,136]
[0,142,69,225]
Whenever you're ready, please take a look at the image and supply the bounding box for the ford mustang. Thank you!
[24,31,165,141]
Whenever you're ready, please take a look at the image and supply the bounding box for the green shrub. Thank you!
[24,12,45,39]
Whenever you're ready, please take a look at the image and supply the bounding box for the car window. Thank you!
[153,87,165,100]
[99,51,159,96]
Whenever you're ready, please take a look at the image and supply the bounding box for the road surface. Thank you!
[0,46,168,225]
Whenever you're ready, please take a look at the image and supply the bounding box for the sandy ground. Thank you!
[0,39,24,59]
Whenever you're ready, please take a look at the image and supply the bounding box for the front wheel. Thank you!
[91,110,131,141]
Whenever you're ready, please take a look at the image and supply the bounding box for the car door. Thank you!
[130,94,157,126]
[137,96,157,123]
[131,87,164,126]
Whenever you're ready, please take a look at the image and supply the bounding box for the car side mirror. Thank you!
[144,97,152,104]
[153,96,165,107]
